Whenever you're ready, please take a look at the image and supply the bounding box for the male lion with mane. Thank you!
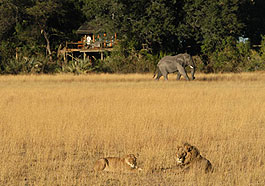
[176,143,213,173]
[93,154,143,173]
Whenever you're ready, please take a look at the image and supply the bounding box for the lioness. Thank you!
[176,143,213,173]
[93,154,142,173]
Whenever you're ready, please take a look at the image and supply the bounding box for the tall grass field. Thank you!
[0,73,265,185]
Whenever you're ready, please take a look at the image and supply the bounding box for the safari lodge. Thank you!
[64,22,117,61]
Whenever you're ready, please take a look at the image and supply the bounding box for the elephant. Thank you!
[153,53,196,81]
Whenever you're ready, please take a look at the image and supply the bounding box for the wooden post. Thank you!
[101,52,104,60]
[103,33,106,48]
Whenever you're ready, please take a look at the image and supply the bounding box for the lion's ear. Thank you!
[184,144,192,152]
[129,154,137,159]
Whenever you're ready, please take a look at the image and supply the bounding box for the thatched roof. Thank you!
[76,22,106,35]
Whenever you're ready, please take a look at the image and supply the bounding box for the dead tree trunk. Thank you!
[41,29,53,62]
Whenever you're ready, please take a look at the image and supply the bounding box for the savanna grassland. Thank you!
[0,73,265,186]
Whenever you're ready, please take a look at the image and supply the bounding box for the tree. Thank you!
[128,0,182,53]
[0,0,264,74]
[179,0,245,55]
[80,0,182,53]
[1,0,84,73]
[0,0,18,70]
[240,0,265,45]
[80,0,123,35]
[25,0,64,61]
[1,0,84,60]
[0,0,16,39]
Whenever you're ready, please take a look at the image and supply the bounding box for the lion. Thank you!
[93,154,143,173]
[176,143,213,173]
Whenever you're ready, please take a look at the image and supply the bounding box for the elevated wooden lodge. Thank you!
[62,22,117,61]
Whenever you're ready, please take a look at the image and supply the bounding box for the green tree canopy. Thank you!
[1,0,265,74]
[0,0,17,39]
[178,0,245,54]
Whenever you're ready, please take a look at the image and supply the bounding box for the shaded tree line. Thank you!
[0,0,265,74]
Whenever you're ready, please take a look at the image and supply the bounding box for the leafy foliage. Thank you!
[0,0,265,74]
[0,0,17,39]
[1,55,58,74]
[103,43,157,73]
[179,0,245,54]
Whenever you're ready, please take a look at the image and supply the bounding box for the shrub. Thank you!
[244,50,265,71]
[103,43,157,73]
[207,36,264,73]
[210,45,240,73]
[2,56,53,74]
[260,35,265,61]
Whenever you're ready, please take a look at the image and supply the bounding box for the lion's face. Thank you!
[176,146,187,164]
[176,143,213,173]
[124,154,137,168]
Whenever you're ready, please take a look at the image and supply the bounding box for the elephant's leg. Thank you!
[155,69,163,80]
[177,64,190,80]
[160,66,168,80]
[177,71,181,80]
[164,74,168,80]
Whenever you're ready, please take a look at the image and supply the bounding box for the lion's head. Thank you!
[175,143,213,173]
[124,154,137,168]
[176,143,201,165]
[176,146,187,164]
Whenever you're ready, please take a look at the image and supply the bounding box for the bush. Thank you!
[244,50,265,71]
[261,35,265,61]
[61,59,92,74]
[207,36,265,73]
[2,55,61,74]
[208,37,238,72]
[103,43,157,73]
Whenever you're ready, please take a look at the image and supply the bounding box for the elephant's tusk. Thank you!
[189,65,194,69]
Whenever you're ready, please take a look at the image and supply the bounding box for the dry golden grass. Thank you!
[0,72,265,185]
